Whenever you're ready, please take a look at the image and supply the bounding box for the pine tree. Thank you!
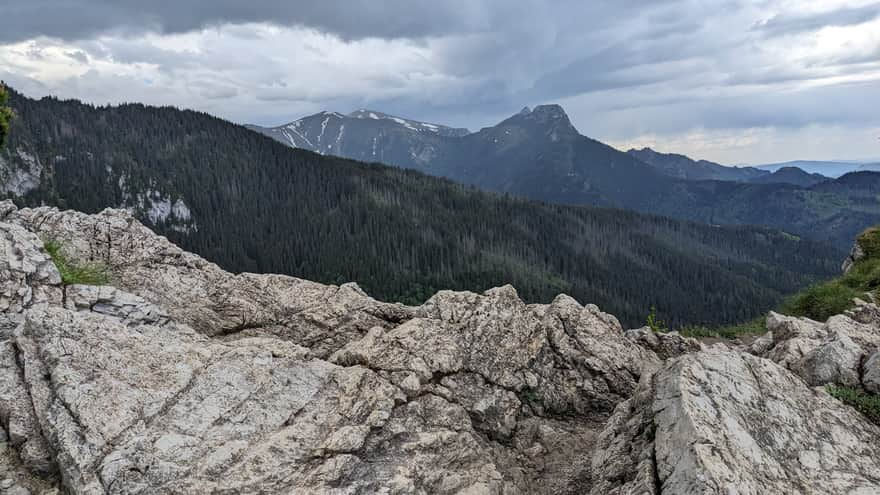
[0,84,12,148]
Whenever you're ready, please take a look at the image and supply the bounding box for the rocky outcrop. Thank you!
[2,200,880,494]
[842,237,866,273]
[590,349,880,494]
[0,201,659,494]
[624,327,703,360]
[753,301,880,393]
[1,203,413,359]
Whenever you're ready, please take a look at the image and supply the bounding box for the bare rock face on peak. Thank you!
[1,200,880,495]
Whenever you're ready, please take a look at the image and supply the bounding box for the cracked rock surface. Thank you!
[2,200,880,494]
[590,349,880,495]
[754,301,880,393]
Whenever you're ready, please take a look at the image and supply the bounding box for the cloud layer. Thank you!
[1,0,879,163]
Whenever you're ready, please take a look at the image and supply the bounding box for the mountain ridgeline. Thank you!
[255,105,880,251]
[0,89,842,327]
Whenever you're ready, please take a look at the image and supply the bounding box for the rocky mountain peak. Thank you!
[499,103,577,138]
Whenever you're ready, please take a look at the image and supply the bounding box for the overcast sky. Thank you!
[2,0,879,164]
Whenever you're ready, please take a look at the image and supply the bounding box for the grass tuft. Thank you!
[826,384,880,426]
[43,238,110,285]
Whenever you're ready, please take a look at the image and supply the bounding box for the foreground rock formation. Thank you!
[0,200,878,494]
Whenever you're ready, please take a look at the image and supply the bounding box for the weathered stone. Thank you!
[12,301,520,494]
[64,284,169,326]
[842,238,866,273]
[791,333,864,387]
[2,202,880,495]
[748,330,774,355]
[0,342,53,474]
[0,218,62,315]
[757,306,880,392]
[5,204,415,358]
[625,327,702,360]
[863,351,880,394]
[591,349,880,494]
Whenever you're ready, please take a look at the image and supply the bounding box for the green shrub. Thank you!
[780,281,862,322]
[0,84,12,148]
[826,385,880,426]
[646,305,667,333]
[857,227,880,259]
[780,236,880,322]
[43,239,110,285]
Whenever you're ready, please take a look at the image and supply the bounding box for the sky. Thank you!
[1,0,879,164]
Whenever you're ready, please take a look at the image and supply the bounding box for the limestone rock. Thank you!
[748,330,774,355]
[591,349,880,494]
[842,239,865,273]
[863,351,880,394]
[64,284,169,327]
[4,203,413,358]
[0,218,62,315]
[757,307,880,392]
[0,342,52,473]
[334,288,656,419]
[3,201,880,494]
[625,327,702,360]
[790,333,863,387]
[13,303,513,494]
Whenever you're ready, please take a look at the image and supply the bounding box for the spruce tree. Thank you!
[0,84,12,147]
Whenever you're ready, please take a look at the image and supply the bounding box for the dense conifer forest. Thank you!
[0,89,840,327]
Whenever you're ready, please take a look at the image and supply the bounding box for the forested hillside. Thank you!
[257,104,880,251]
[0,89,840,327]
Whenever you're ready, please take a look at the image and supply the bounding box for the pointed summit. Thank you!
[499,103,576,138]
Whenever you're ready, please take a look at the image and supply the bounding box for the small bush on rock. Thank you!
[781,281,863,322]
[646,305,667,333]
[43,238,110,285]
[857,227,880,259]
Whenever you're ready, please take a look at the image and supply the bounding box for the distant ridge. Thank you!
[251,103,880,251]
[626,147,768,182]
[752,160,872,178]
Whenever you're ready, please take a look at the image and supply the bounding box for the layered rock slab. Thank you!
[756,307,880,392]
[13,304,516,494]
[1,201,412,358]
[591,349,880,494]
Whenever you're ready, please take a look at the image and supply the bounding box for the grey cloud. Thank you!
[753,3,880,37]
[2,0,880,163]
[0,0,487,43]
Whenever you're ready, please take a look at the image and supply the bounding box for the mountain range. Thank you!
[0,88,844,327]
[751,160,880,177]
[252,105,880,250]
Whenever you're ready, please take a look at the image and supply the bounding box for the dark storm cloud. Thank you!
[0,0,692,44]
[0,0,487,43]
[2,0,880,162]
[753,3,880,37]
